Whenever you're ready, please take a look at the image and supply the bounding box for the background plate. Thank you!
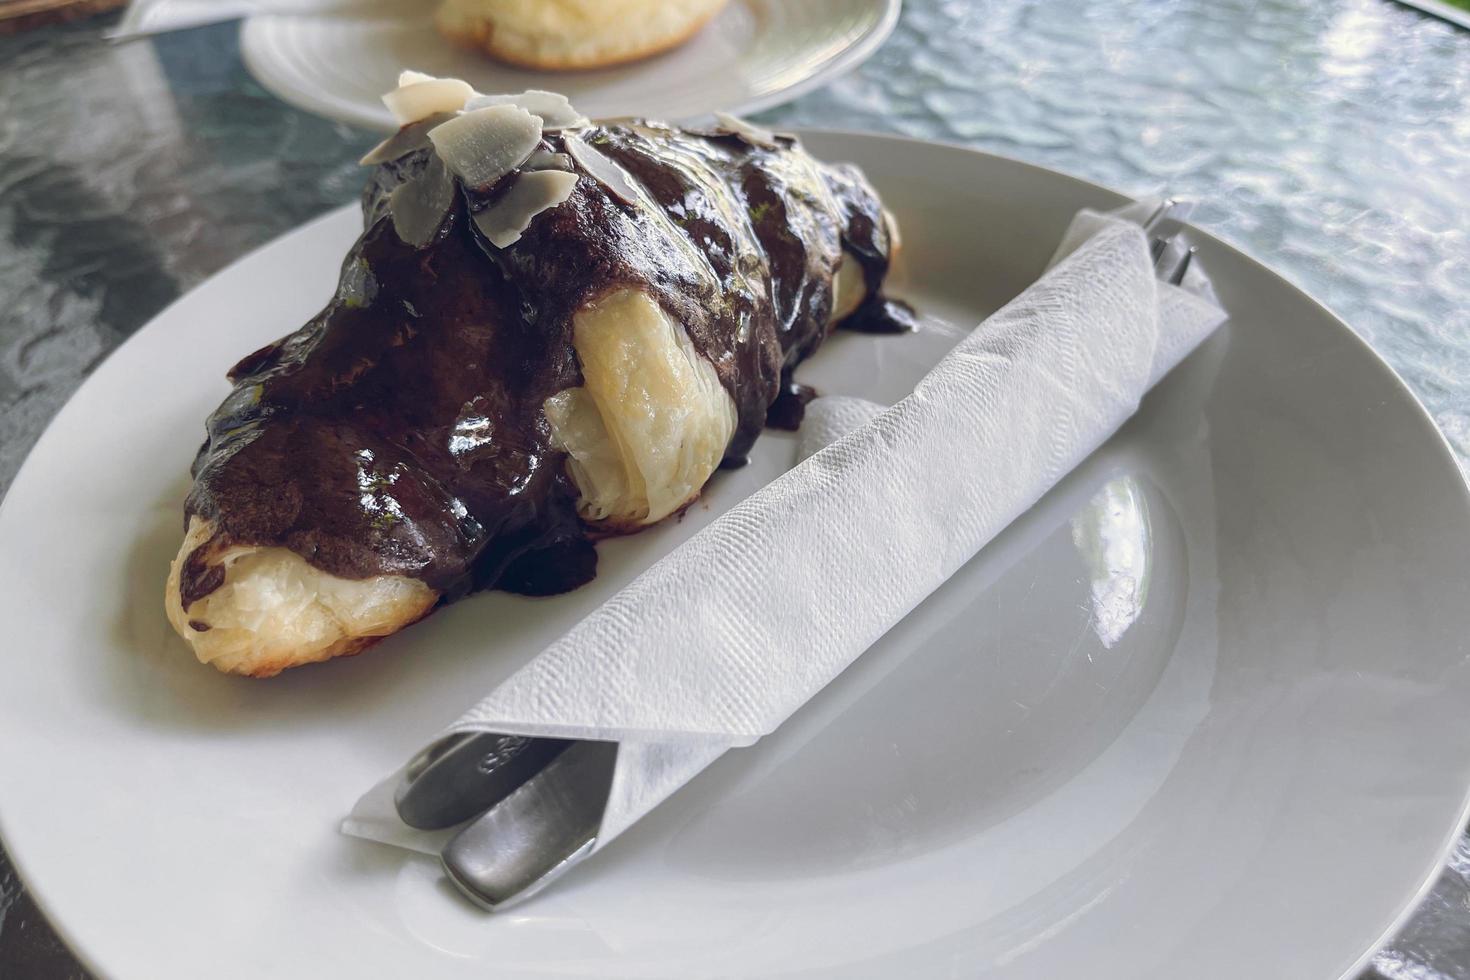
[241,0,901,130]
[1,133,1469,979]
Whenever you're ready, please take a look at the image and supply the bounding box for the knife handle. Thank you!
[394,731,571,830]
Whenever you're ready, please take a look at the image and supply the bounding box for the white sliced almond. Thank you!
[713,111,780,149]
[359,112,455,166]
[389,155,455,247]
[429,104,543,190]
[563,133,639,205]
[382,74,475,126]
[397,70,436,86]
[463,90,588,129]
[524,149,574,171]
[472,170,579,248]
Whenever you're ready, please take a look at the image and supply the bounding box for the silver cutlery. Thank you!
[394,732,571,830]
[440,740,618,910]
[1145,198,1199,285]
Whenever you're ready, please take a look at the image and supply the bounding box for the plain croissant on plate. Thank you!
[434,0,729,70]
[165,75,902,677]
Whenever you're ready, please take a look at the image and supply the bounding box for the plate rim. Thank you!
[238,0,904,132]
[2,129,1469,980]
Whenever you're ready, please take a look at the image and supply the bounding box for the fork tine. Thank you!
[1142,198,1199,285]
[1142,198,1196,235]
[1170,246,1197,286]
[1153,236,1195,285]
[1141,198,1177,234]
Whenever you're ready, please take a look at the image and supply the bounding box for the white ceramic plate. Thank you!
[240,0,901,131]
[2,133,1470,979]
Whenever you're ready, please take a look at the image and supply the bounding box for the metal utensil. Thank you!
[1154,237,1197,285]
[1144,199,1199,286]
[440,739,618,911]
[1142,197,1194,235]
[394,731,572,830]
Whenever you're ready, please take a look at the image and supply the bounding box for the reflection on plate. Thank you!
[241,0,902,130]
[1,133,1469,980]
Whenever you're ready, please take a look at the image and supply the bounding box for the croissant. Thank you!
[435,0,729,71]
[165,76,902,676]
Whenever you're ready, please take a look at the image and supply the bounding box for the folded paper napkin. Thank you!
[343,201,1228,860]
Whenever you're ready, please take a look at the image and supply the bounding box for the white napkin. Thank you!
[343,202,1228,859]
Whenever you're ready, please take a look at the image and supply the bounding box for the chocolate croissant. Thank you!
[165,76,901,677]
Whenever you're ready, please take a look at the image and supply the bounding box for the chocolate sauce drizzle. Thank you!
[765,382,818,431]
[181,120,900,608]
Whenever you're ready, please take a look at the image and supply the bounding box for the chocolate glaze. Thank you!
[181,119,897,608]
[765,381,818,431]
[843,296,919,334]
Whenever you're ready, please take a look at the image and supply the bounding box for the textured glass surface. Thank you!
[0,2,1467,976]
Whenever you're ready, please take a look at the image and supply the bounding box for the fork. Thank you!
[1143,198,1199,286]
